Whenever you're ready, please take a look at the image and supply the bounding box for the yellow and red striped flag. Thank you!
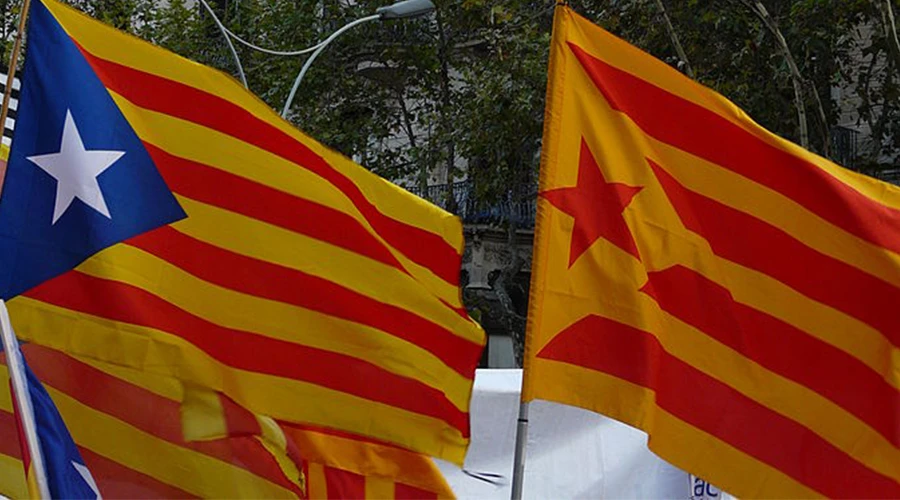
[0,344,309,498]
[180,386,454,498]
[0,0,484,477]
[0,344,453,499]
[523,6,899,498]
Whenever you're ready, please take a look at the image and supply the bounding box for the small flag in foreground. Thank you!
[0,308,98,499]
[523,5,899,498]
[0,0,484,473]
[0,343,308,498]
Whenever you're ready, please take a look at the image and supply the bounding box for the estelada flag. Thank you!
[523,6,899,498]
[0,0,484,471]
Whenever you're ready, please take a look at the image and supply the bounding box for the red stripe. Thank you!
[218,393,262,437]
[24,272,470,437]
[144,143,405,276]
[323,466,366,499]
[78,447,196,499]
[642,265,898,446]
[394,482,438,499]
[0,409,22,459]
[537,315,900,498]
[8,380,30,473]
[127,225,479,378]
[76,45,461,286]
[648,159,900,345]
[568,42,900,256]
[14,345,305,497]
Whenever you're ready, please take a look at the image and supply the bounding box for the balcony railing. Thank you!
[410,180,536,228]
[830,125,860,169]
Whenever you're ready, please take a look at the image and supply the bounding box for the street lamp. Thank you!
[280,0,435,118]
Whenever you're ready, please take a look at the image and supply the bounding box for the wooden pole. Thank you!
[0,0,33,197]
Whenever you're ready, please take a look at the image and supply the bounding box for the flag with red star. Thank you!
[522,6,900,499]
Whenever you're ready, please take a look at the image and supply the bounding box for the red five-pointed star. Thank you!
[541,139,643,267]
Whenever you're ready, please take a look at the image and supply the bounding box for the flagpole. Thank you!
[0,0,32,196]
[0,300,50,499]
[509,400,529,500]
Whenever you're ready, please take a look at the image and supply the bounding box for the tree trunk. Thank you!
[807,80,831,157]
[741,0,810,149]
[395,89,427,192]
[435,10,458,213]
[652,0,695,79]
[493,219,527,367]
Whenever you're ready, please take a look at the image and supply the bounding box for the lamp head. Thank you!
[376,0,436,19]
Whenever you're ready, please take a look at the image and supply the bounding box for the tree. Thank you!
[4,0,899,365]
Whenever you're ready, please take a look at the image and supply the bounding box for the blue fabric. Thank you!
[24,350,99,499]
[2,341,99,498]
[0,0,185,299]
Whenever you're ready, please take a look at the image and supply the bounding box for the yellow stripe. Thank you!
[108,90,466,309]
[365,475,395,499]
[42,0,464,253]
[180,384,228,441]
[531,233,900,480]
[74,242,472,410]
[282,427,454,497]
[0,452,27,500]
[527,358,821,498]
[7,298,469,465]
[307,463,328,500]
[256,436,306,498]
[562,6,900,212]
[25,465,40,500]
[44,387,295,498]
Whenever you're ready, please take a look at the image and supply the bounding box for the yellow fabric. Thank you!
[0,355,301,498]
[524,6,900,498]
[10,0,485,468]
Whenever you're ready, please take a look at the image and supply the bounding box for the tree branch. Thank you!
[876,0,900,74]
[652,0,695,79]
[740,0,810,149]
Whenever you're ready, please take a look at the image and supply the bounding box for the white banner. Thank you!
[436,369,698,499]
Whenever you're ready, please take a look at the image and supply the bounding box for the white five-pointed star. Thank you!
[72,461,101,499]
[26,110,125,224]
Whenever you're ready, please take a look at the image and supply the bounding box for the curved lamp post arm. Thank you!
[281,14,381,118]
[198,0,248,88]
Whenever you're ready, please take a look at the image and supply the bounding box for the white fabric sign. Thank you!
[435,369,694,499]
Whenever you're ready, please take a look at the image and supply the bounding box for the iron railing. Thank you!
[410,180,536,228]
[830,125,860,169]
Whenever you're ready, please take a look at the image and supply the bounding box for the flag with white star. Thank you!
[0,0,185,300]
[1,336,100,499]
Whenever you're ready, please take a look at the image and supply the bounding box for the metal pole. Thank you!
[0,0,33,198]
[510,400,529,500]
[198,0,248,89]
[0,300,50,499]
[280,14,380,118]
